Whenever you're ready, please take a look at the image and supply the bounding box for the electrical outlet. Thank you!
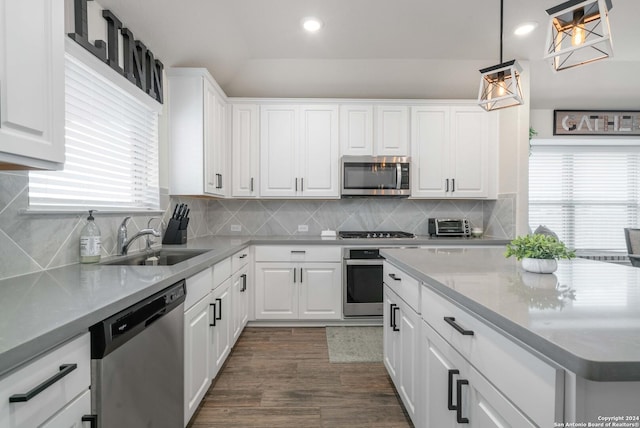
[298,225,309,232]
[231,224,241,232]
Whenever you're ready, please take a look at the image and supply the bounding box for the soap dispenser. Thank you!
[80,210,102,263]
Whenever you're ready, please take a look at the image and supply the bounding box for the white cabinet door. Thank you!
[209,278,232,379]
[254,262,298,319]
[398,300,420,424]
[168,69,228,197]
[383,287,400,382]
[300,105,340,198]
[449,106,490,198]
[410,104,495,199]
[204,87,226,197]
[411,106,450,198]
[232,104,259,197]
[0,0,64,170]
[40,390,91,428]
[231,264,249,344]
[340,105,374,155]
[375,105,409,156]
[298,262,341,319]
[184,294,211,426]
[260,105,299,197]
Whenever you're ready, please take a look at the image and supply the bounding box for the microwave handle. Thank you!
[396,164,402,190]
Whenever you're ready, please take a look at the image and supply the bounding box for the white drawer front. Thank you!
[231,248,250,272]
[383,261,420,313]
[421,285,563,427]
[185,267,213,310]
[0,333,90,428]
[212,257,232,289]
[254,246,340,262]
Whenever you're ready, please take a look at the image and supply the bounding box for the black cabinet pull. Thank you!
[452,178,456,193]
[301,177,304,191]
[389,303,397,328]
[392,305,400,332]
[295,177,298,191]
[209,302,217,326]
[82,415,98,428]
[456,379,469,423]
[241,274,247,292]
[250,177,254,192]
[388,273,401,281]
[444,317,474,336]
[9,364,77,403]
[293,268,296,283]
[445,178,449,192]
[300,267,303,283]
[447,369,460,410]
[239,254,248,259]
[216,298,222,321]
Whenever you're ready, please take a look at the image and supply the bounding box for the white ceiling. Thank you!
[95,0,640,109]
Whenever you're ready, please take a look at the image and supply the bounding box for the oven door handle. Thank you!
[345,259,383,266]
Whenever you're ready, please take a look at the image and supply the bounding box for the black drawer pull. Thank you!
[456,379,469,423]
[9,363,77,403]
[82,414,98,428]
[444,317,474,336]
[447,369,460,410]
[388,273,401,281]
[209,302,217,326]
[392,305,400,332]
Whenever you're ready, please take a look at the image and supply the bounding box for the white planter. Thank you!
[521,257,557,274]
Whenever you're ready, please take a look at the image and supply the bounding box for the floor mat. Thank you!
[326,326,383,363]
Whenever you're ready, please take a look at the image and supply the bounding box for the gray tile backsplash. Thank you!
[0,170,515,280]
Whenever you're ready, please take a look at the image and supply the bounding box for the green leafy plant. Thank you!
[505,234,575,260]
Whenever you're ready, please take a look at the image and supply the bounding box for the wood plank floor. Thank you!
[188,327,414,428]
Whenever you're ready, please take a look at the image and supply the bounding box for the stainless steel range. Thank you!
[341,231,415,317]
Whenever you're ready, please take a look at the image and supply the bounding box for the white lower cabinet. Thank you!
[254,246,342,320]
[255,262,341,320]
[231,262,250,344]
[210,277,232,379]
[383,284,420,426]
[421,320,535,428]
[0,333,91,428]
[184,295,212,425]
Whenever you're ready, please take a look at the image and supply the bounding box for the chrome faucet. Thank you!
[145,217,163,251]
[117,217,162,255]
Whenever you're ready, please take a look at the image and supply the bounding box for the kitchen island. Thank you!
[381,247,640,426]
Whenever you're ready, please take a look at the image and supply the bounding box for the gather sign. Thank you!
[553,110,640,136]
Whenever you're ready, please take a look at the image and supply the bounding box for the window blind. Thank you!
[529,144,640,251]
[29,54,160,211]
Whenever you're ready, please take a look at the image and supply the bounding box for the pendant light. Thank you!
[544,0,613,71]
[477,0,524,111]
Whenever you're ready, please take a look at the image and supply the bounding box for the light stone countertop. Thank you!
[380,247,640,382]
[0,235,507,378]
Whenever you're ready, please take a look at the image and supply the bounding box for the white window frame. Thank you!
[529,139,640,251]
[28,39,162,213]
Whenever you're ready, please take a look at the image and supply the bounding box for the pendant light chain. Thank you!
[499,0,504,63]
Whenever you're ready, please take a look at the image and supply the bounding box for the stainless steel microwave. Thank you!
[341,156,410,196]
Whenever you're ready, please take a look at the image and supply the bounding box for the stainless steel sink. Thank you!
[101,249,209,266]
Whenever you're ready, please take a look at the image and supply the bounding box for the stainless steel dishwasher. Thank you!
[90,280,186,428]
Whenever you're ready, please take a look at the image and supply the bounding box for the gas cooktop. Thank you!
[338,231,416,239]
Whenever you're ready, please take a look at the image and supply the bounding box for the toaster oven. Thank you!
[428,218,471,237]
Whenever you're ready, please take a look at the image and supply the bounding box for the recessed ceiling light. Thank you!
[514,21,538,36]
[302,17,323,33]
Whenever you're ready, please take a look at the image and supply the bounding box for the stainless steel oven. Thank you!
[343,248,384,317]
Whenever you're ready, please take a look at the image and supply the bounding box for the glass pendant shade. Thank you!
[545,0,613,71]
[478,60,524,111]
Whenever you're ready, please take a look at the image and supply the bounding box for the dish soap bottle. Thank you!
[80,210,101,263]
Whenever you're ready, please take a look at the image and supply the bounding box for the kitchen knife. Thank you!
[171,204,179,220]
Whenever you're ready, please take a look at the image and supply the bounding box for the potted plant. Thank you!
[504,234,575,273]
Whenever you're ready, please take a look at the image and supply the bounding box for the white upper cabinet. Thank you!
[260,104,339,198]
[375,105,409,156]
[340,105,374,155]
[0,0,65,170]
[340,104,409,156]
[168,68,227,197]
[411,104,497,199]
[231,104,259,197]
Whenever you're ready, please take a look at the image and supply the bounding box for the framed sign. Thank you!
[553,110,640,136]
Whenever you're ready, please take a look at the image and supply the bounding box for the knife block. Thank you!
[162,219,187,245]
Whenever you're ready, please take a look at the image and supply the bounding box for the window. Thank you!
[29,53,160,211]
[529,142,640,251]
